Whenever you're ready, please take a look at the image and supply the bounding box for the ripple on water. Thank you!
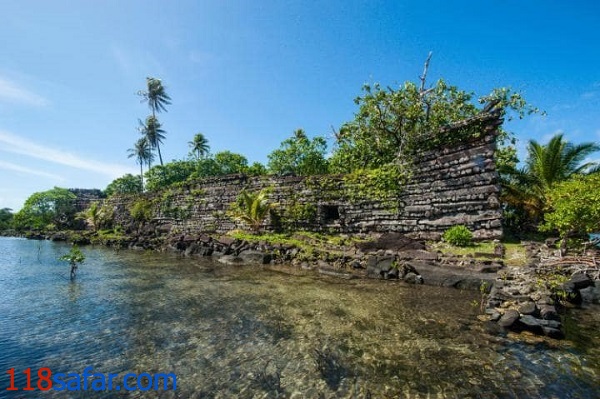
[0,238,598,398]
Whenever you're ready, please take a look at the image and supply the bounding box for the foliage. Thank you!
[442,225,473,247]
[280,200,317,230]
[214,151,249,175]
[329,78,540,174]
[501,133,600,229]
[105,174,143,196]
[0,208,13,230]
[189,132,210,159]
[343,163,407,205]
[130,199,153,223]
[59,245,86,280]
[145,160,196,191]
[229,189,275,232]
[138,115,166,166]
[541,174,600,237]
[13,187,77,231]
[246,162,268,176]
[137,77,171,166]
[267,129,329,176]
[128,137,154,190]
[76,202,102,231]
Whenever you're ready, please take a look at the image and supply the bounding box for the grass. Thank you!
[430,240,528,267]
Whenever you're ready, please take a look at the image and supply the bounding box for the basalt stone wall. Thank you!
[103,111,503,240]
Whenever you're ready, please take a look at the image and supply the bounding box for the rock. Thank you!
[404,272,424,284]
[580,281,600,304]
[397,250,439,261]
[538,319,561,329]
[217,236,236,246]
[542,327,564,339]
[238,250,272,265]
[498,309,520,328]
[318,267,357,280]
[518,315,543,334]
[376,257,395,272]
[355,233,425,252]
[539,305,559,320]
[387,268,399,279]
[518,302,537,316]
[476,263,503,273]
[50,233,67,241]
[350,260,363,269]
[565,272,594,291]
[185,243,200,256]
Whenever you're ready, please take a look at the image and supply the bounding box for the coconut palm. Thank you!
[502,133,599,225]
[139,116,166,166]
[138,77,171,117]
[127,137,154,190]
[189,132,210,159]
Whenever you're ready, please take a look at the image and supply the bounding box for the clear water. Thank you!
[0,237,598,398]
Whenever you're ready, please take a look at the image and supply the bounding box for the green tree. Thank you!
[502,134,599,226]
[105,174,143,196]
[542,174,600,238]
[0,208,14,230]
[189,132,210,159]
[267,129,329,176]
[144,160,196,191]
[138,77,171,165]
[230,189,275,233]
[329,78,539,173]
[59,245,85,280]
[128,137,154,190]
[139,116,166,166]
[246,162,268,176]
[76,202,103,232]
[13,188,77,231]
[214,151,248,175]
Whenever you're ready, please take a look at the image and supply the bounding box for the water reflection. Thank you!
[0,238,597,398]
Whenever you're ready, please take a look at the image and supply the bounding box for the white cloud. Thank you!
[0,130,135,178]
[0,160,65,181]
[0,77,48,106]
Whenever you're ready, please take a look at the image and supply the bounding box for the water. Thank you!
[0,237,598,398]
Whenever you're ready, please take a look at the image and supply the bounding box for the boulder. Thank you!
[518,315,543,334]
[238,250,272,265]
[518,302,537,316]
[404,272,424,284]
[498,309,520,328]
[580,281,600,304]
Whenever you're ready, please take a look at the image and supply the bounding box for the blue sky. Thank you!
[1,0,599,210]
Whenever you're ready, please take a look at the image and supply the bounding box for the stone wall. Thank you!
[103,110,503,240]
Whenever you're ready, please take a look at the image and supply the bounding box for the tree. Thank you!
[542,174,600,238]
[77,202,103,232]
[13,188,77,231]
[230,189,275,233]
[189,132,210,159]
[105,174,143,196]
[138,77,171,165]
[127,137,154,191]
[0,208,13,231]
[246,162,268,176]
[139,116,166,166]
[267,129,329,176]
[59,245,85,280]
[502,134,599,226]
[144,160,196,191]
[214,151,248,175]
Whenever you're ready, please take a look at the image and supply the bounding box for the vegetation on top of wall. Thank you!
[13,187,77,232]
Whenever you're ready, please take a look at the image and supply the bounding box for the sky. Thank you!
[1,0,599,211]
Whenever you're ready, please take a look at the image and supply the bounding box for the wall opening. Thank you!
[321,205,340,223]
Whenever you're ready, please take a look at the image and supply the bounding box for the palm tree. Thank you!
[139,116,166,166]
[138,77,171,116]
[230,189,275,233]
[138,77,171,165]
[189,132,210,159]
[502,133,599,224]
[128,137,154,190]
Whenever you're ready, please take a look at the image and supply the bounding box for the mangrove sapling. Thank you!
[59,245,86,280]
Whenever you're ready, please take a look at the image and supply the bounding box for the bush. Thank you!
[443,225,473,246]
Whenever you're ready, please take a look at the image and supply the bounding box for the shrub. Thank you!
[443,225,473,246]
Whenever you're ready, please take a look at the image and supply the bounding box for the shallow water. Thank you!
[0,237,598,398]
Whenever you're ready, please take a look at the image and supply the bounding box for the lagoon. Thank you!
[0,237,598,398]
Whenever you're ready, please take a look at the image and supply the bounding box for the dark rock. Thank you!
[185,243,200,256]
[545,237,560,248]
[355,233,425,252]
[565,272,594,291]
[350,260,363,269]
[542,327,564,339]
[387,268,399,279]
[239,250,272,265]
[518,315,543,334]
[376,257,395,272]
[404,272,424,284]
[518,302,537,316]
[539,305,559,321]
[580,281,600,304]
[476,263,503,273]
[217,236,236,246]
[50,233,67,241]
[538,319,561,329]
[498,309,520,328]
